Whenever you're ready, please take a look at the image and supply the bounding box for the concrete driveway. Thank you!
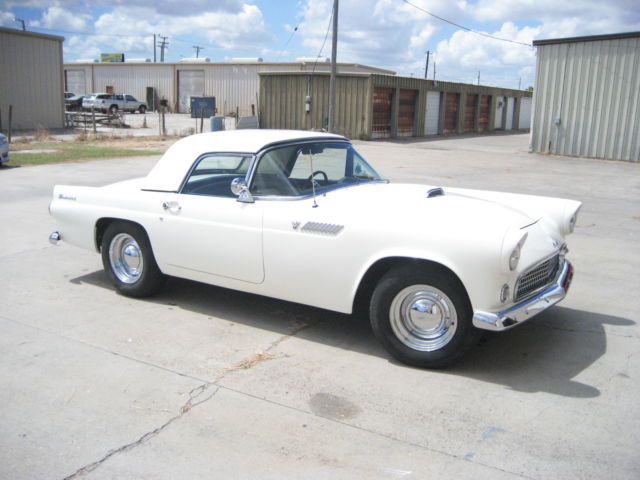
[1,133,638,479]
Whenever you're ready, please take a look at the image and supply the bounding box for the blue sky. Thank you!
[1,0,639,89]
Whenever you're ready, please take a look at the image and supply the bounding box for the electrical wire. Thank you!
[311,6,334,75]
[401,0,532,47]
[275,25,299,62]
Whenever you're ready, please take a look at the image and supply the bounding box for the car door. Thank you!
[151,154,264,284]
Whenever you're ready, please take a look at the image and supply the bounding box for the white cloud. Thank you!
[0,10,17,27]
[32,5,91,32]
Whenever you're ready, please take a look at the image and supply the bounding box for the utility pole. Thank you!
[327,0,339,133]
[15,18,25,31]
[433,61,436,81]
[424,51,431,79]
[153,34,157,62]
[193,46,203,58]
[477,71,480,85]
[157,36,169,62]
[518,77,522,90]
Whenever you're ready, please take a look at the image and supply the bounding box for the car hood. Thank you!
[315,182,537,232]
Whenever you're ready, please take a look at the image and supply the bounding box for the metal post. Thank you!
[328,0,339,133]
[153,34,157,63]
[8,105,12,143]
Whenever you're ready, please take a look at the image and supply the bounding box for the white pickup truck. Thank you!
[82,93,148,114]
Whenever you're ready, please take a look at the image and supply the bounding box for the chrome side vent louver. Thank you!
[301,222,344,236]
[427,187,444,198]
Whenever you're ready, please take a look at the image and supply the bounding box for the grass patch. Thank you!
[9,142,164,166]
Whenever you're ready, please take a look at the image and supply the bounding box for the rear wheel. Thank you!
[370,265,479,368]
[109,105,118,114]
[101,221,165,297]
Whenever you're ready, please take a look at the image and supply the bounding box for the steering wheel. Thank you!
[307,170,329,182]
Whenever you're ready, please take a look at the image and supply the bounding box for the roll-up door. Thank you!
[398,89,417,137]
[65,70,86,95]
[478,95,491,132]
[464,94,478,132]
[178,70,204,113]
[424,91,440,135]
[444,93,459,134]
[372,87,393,139]
[505,97,515,130]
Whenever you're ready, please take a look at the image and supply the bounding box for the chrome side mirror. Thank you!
[231,177,254,203]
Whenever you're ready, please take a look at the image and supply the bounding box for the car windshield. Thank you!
[251,142,383,197]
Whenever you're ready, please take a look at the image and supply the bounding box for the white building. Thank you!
[63,61,394,116]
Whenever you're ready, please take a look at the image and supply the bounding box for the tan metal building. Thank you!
[63,61,394,117]
[531,32,640,162]
[0,27,65,130]
[259,72,532,139]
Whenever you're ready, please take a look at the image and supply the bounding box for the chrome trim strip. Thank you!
[426,187,444,198]
[473,260,573,332]
[300,222,344,235]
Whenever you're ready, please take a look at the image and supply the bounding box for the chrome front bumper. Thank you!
[472,260,573,332]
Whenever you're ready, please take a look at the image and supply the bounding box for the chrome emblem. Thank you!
[300,222,344,235]
[292,221,300,230]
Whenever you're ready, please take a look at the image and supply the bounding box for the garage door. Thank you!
[65,70,86,95]
[495,96,504,129]
[398,89,417,137]
[178,70,204,113]
[444,93,459,134]
[372,87,393,139]
[519,97,532,129]
[424,91,440,135]
[478,95,491,132]
[464,94,478,132]
[505,97,515,130]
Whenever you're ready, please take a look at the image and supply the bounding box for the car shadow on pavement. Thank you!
[73,271,634,399]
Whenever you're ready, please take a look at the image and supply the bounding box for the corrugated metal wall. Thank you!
[64,62,385,117]
[0,28,64,129]
[259,73,371,138]
[532,35,640,161]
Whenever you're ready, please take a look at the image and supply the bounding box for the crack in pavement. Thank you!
[60,318,317,478]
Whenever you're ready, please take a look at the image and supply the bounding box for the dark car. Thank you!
[65,95,85,111]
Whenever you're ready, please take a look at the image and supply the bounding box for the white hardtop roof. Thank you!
[143,129,347,192]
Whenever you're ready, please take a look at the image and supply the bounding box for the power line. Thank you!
[275,25,299,62]
[311,7,334,75]
[401,0,532,47]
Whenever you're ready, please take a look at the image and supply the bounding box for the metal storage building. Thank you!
[531,32,640,162]
[63,61,393,117]
[0,27,65,130]
[259,72,531,139]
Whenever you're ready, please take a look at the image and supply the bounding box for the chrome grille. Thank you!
[515,255,560,301]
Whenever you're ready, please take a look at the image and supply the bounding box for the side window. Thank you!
[126,95,135,101]
[251,146,299,196]
[182,154,251,197]
[115,94,124,101]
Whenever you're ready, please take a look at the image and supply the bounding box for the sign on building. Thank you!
[100,53,125,63]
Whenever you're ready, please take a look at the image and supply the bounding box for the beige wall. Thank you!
[0,28,64,130]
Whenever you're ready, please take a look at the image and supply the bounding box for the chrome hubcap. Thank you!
[390,285,457,351]
[109,233,144,284]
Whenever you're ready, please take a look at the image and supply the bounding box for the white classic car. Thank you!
[49,130,581,368]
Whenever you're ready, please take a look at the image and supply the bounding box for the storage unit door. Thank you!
[478,95,490,132]
[424,91,440,135]
[398,89,417,137]
[65,70,86,95]
[505,97,515,130]
[444,93,459,134]
[464,94,478,132]
[178,70,205,113]
[519,97,532,129]
[372,87,393,139]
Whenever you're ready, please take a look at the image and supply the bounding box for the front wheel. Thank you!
[370,265,479,368]
[101,221,165,297]
[139,105,147,114]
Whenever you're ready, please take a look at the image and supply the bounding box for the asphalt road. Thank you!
[1,133,638,479]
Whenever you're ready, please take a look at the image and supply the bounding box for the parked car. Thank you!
[0,133,8,165]
[64,92,75,99]
[82,93,148,114]
[48,130,581,367]
[65,95,85,111]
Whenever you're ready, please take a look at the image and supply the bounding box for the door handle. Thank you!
[162,201,182,213]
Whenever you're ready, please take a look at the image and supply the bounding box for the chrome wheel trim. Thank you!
[389,284,457,352]
[108,233,144,284]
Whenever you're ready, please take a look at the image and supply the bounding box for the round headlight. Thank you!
[509,244,521,271]
[569,213,578,233]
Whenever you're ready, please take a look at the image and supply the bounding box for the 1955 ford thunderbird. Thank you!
[49,130,581,367]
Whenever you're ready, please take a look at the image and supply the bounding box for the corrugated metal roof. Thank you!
[533,31,640,46]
